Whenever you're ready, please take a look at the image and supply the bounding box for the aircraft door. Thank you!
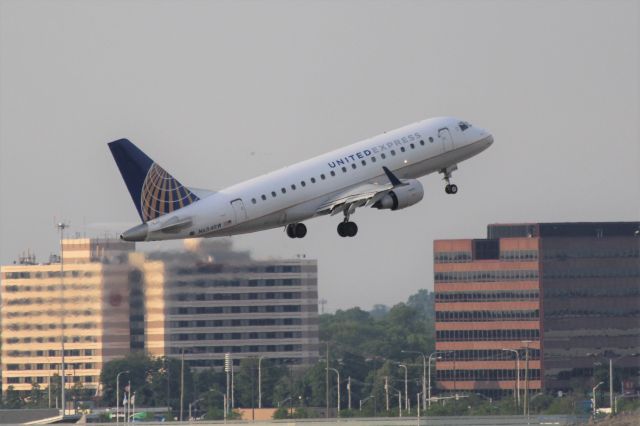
[438,128,455,152]
[230,198,248,223]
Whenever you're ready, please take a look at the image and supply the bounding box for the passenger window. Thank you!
[320,174,326,180]
[281,188,286,194]
[271,191,277,198]
[371,156,377,162]
[251,198,257,204]
[410,143,415,149]
[381,153,386,159]
[261,195,267,200]
[420,140,425,146]
[351,163,356,169]
[390,150,396,156]
[429,137,434,143]
[291,184,296,190]
[341,167,347,173]
[330,171,336,177]
[361,160,366,166]
[400,147,405,152]
[310,177,316,183]
[300,181,306,187]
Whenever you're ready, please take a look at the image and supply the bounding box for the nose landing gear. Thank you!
[440,165,459,194]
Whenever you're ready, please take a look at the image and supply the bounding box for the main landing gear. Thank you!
[337,209,358,238]
[286,223,307,239]
[440,165,459,195]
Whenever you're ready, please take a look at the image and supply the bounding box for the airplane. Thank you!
[108,116,493,241]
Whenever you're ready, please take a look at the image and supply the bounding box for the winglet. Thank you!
[382,166,406,187]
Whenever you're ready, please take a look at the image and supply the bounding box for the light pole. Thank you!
[592,381,604,417]
[401,350,427,410]
[587,352,639,414]
[521,340,532,416]
[428,350,451,407]
[116,370,129,426]
[398,364,408,413]
[57,222,68,416]
[502,348,520,407]
[327,367,340,417]
[180,348,186,421]
[258,355,265,409]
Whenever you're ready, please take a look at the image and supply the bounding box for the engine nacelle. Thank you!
[373,179,424,210]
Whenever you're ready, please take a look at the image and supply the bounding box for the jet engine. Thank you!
[372,179,424,210]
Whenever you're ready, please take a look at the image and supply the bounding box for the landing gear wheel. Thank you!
[445,184,458,194]
[337,222,347,237]
[286,223,307,238]
[286,224,296,238]
[345,221,358,237]
[337,221,358,237]
[294,223,307,238]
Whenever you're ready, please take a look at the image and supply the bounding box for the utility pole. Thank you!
[57,223,68,416]
[399,364,408,412]
[347,376,352,411]
[327,368,340,417]
[325,343,329,418]
[522,341,532,416]
[231,361,235,409]
[258,356,265,409]
[224,353,231,416]
[180,349,185,421]
[609,358,614,414]
[384,376,389,412]
[397,391,402,417]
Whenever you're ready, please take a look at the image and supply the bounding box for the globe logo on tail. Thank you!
[140,163,199,222]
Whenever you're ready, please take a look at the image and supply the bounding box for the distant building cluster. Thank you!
[0,238,319,395]
[434,222,640,399]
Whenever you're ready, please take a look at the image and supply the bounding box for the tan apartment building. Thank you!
[0,238,135,395]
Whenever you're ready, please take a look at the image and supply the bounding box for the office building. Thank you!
[434,222,640,398]
[0,239,135,395]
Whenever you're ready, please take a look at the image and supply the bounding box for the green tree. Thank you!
[4,385,24,409]
[27,382,45,408]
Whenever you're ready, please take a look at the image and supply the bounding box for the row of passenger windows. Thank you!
[435,291,539,303]
[435,270,539,283]
[436,310,539,322]
[438,349,541,362]
[436,369,541,381]
[250,138,435,205]
[171,331,303,341]
[436,329,540,341]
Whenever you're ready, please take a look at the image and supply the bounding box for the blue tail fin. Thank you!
[108,139,200,222]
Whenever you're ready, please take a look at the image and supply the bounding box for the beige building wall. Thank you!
[1,239,134,393]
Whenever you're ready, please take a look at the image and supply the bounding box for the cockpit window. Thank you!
[458,121,471,131]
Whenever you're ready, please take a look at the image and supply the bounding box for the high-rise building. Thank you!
[1,238,320,398]
[134,239,320,369]
[434,222,640,399]
[0,239,136,395]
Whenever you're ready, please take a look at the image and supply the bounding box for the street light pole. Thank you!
[593,381,604,417]
[521,341,532,416]
[401,350,427,411]
[427,351,449,407]
[57,223,68,416]
[327,368,340,417]
[398,364,408,413]
[502,348,520,407]
[116,371,129,426]
[180,348,185,421]
[258,356,265,409]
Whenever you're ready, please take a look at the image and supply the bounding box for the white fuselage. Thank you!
[142,117,493,241]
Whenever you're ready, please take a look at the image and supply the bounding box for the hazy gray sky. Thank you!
[1,0,638,311]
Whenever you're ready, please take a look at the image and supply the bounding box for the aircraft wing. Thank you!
[315,182,393,216]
